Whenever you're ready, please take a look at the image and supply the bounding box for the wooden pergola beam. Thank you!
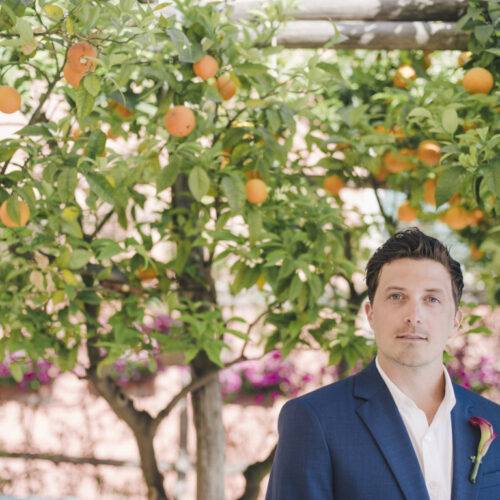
[275,21,469,50]
[232,0,468,21]
[230,0,470,50]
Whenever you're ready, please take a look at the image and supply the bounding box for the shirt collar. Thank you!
[375,356,456,421]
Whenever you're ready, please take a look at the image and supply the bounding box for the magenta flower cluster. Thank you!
[447,346,500,394]
[0,352,58,391]
[220,350,306,405]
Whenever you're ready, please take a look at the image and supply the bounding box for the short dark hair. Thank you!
[365,228,463,309]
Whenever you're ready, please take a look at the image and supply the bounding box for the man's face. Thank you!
[365,258,462,374]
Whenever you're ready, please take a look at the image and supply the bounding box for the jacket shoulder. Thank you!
[454,383,500,420]
[284,373,357,417]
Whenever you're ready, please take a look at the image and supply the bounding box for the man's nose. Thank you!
[404,300,422,325]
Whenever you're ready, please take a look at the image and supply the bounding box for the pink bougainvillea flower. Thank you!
[469,416,499,483]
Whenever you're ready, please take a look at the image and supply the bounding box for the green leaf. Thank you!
[61,219,83,239]
[75,87,94,120]
[86,130,106,159]
[455,13,472,32]
[10,363,23,382]
[0,146,17,162]
[235,63,268,75]
[264,250,287,266]
[474,25,494,46]
[464,325,492,335]
[66,15,74,35]
[109,53,129,66]
[442,108,458,136]
[329,345,343,366]
[83,73,100,97]
[67,249,92,270]
[221,175,245,213]
[76,290,101,304]
[205,83,222,103]
[188,166,209,201]
[483,161,500,199]
[407,107,432,120]
[307,274,323,300]
[57,346,78,372]
[247,209,262,244]
[57,168,78,203]
[14,17,33,41]
[203,342,224,367]
[486,48,500,56]
[85,173,115,205]
[16,125,53,137]
[184,348,199,365]
[288,274,303,301]
[278,258,295,280]
[266,108,281,133]
[97,241,123,260]
[232,264,260,294]
[435,167,464,207]
[5,196,21,224]
[43,4,64,20]
[344,346,360,368]
[166,28,199,62]
[156,163,179,192]
[174,240,191,274]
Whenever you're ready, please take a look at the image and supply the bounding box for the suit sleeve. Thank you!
[266,398,334,500]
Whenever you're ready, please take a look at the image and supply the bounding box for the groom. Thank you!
[266,228,500,499]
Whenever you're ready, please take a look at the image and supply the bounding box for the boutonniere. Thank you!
[469,416,499,484]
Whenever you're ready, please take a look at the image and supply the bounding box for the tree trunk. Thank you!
[191,351,225,500]
[87,367,169,499]
[172,173,225,500]
[84,303,169,500]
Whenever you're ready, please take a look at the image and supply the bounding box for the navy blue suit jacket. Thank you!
[266,361,500,499]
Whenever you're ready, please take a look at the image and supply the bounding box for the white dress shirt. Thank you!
[375,357,456,500]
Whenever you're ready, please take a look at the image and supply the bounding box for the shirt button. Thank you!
[428,481,439,490]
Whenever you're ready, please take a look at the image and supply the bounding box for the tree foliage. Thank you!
[0,0,498,497]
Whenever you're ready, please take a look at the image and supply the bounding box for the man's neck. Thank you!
[378,358,446,424]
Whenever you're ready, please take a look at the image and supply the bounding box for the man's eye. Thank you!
[389,294,402,300]
[427,296,440,303]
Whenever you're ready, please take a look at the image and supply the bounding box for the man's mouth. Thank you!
[396,334,427,340]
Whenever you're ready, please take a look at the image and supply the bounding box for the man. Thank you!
[266,228,500,500]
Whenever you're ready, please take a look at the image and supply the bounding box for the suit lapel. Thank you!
[354,363,430,500]
[451,389,478,500]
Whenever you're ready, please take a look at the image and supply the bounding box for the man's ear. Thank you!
[365,301,373,327]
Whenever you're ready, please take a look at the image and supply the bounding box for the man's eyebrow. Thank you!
[382,286,446,294]
[382,286,406,292]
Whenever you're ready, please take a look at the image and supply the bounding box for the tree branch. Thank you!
[0,450,183,472]
[0,450,137,468]
[238,445,277,500]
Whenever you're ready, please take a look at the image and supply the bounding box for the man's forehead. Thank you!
[377,258,453,289]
